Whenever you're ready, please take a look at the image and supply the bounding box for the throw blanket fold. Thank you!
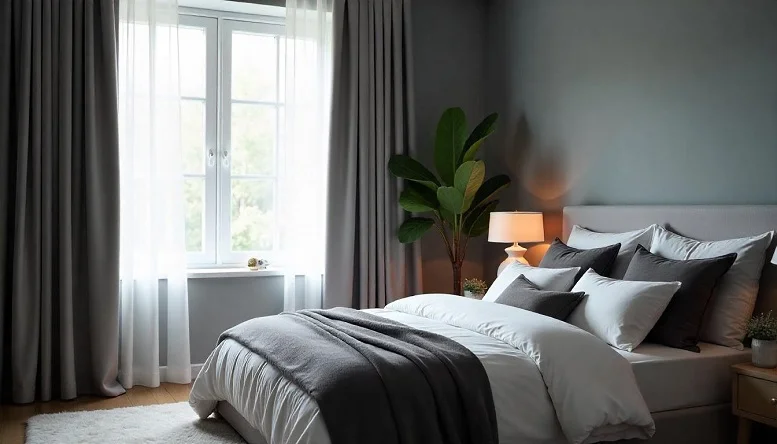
[219,307,498,444]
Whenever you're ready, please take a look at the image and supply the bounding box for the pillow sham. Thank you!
[623,246,736,352]
[567,269,681,352]
[650,226,773,349]
[493,274,585,320]
[539,238,620,280]
[567,224,657,279]
[482,262,580,302]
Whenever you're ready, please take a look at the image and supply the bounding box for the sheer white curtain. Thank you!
[281,0,334,311]
[117,0,191,387]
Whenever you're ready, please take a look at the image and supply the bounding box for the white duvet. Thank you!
[190,294,654,444]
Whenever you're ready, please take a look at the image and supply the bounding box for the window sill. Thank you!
[187,267,284,279]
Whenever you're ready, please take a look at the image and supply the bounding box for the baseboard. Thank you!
[159,363,204,383]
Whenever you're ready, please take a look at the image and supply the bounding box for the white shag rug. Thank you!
[26,402,245,444]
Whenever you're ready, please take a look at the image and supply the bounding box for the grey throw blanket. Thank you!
[219,307,498,444]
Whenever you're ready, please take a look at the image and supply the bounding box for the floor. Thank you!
[0,383,192,444]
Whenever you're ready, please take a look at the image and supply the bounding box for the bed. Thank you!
[190,205,777,444]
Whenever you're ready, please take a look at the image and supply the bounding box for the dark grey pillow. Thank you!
[494,274,585,321]
[623,245,737,352]
[539,238,621,281]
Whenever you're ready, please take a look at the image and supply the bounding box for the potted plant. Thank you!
[463,278,488,299]
[388,107,511,295]
[746,311,777,368]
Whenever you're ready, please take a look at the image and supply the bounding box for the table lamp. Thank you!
[488,211,545,275]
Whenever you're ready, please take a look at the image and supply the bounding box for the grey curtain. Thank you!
[325,0,422,309]
[0,0,124,403]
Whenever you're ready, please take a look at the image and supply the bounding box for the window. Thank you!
[179,13,284,266]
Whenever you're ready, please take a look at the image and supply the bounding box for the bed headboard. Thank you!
[562,205,777,315]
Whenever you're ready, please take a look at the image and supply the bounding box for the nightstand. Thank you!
[732,363,777,444]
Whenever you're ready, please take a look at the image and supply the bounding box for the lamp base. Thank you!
[497,243,528,275]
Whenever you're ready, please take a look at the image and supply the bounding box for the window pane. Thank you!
[231,32,278,101]
[231,103,276,176]
[184,177,205,252]
[181,99,205,174]
[179,26,206,98]
[231,179,275,251]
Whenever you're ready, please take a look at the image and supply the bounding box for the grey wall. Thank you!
[159,277,284,365]
[412,0,492,292]
[485,0,777,260]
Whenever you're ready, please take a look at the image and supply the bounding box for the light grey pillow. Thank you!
[494,275,585,320]
[567,269,681,352]
[650,226,774,349]
[482,262,581,302]
[567,224,657,279]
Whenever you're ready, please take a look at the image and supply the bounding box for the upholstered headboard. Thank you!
[562,205,777,316]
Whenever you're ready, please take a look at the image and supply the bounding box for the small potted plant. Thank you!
[746,311,777,368]
[247,257,269,271]
[463,278,488,299]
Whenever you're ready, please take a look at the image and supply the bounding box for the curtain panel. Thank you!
[0,0,124,403]
[325,0,422,309]
[117,0,191,388]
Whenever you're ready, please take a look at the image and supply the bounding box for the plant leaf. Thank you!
[433,107,468,186]
[399,182,439,213]
[436,186,465,215]
[397,217,434,243]
[388,154,439,190]
[459,113,498,163]
[470,174,510,209]
[438,208,455,226]
[463,200,498,237]
[453,160,485,212]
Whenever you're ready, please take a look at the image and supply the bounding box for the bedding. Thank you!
[190,294,655,444]
[482,262,580,302]
[493,274,584,320]
[566,224,657,279]
[650,226,773,349]
[539,238,620,280]
[217,308,498,444]
[623,246,736,352]
[567,270,681,352]
[619,342,750,412]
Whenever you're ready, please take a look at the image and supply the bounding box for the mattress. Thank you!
[617,342,751,412]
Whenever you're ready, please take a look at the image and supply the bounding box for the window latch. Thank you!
[222,150,230,168]
[207,149,216,168]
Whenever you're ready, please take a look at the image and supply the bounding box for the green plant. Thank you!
[746,311,777,341]
[388,107,510,295]
[463,278,488,295]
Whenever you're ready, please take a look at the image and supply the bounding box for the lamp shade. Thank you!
[487,212,544,243]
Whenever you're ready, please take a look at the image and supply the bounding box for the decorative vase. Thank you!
[464,291,484,300]
[751,339,777,368]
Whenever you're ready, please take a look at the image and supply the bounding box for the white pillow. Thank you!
[483,262,580,302]
[567,224,657,279]
[650,226,774,349]
[567,269,681,352]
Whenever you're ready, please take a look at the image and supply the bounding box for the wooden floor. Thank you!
[0,383,192,444]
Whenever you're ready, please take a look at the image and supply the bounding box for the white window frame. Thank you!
[179,9,285,267]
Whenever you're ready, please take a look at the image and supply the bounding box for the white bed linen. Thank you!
[618,342,750,412]
[190,295,654,444]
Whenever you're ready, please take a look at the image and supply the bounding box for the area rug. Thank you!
[26,402,244,444]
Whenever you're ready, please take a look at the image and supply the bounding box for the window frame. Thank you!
[179,9,285,267]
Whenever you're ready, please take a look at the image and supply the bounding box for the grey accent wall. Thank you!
[412,0,491,292]
[485,0,777,253]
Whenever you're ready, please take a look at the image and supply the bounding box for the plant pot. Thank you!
[464,290,484,300]
[751,338,777,368]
